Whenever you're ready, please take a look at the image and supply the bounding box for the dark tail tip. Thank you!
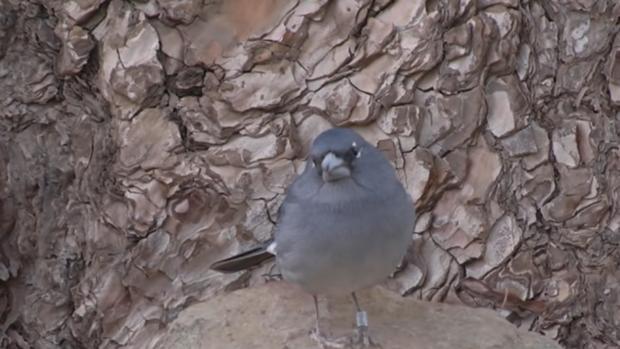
[210,246,275,273]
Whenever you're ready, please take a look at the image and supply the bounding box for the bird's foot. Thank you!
[261,264,283,282]
[350,326,381,348]
[261,272,283,282]
[350,311,381,348]
[310,328,348,349]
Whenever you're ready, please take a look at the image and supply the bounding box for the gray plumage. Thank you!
[211,127,415,295]
[210,127,415,346]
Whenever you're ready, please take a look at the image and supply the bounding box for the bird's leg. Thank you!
[310,295,347,349]
[313,295,323,338]
[351,292,380,348]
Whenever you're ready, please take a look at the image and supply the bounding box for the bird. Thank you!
[210,127,415,348]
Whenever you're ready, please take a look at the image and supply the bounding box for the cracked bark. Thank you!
[1,0,619,348]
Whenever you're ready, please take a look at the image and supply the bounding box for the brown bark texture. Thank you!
[0,0,619,348]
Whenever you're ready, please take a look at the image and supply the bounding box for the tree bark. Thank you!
[1,0,619,348]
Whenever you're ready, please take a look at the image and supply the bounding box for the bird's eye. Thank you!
[312,157,321,169]
[344,147,359,162]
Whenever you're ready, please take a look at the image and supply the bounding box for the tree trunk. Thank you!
[1,0,619,348]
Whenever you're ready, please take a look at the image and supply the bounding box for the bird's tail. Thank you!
[209,241,275,273]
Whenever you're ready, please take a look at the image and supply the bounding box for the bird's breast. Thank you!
[274,193,413,295]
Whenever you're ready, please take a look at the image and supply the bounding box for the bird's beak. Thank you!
[321,152,351,182]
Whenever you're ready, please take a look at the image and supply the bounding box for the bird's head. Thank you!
[308,128,367,183]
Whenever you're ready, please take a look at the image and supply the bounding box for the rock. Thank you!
[154,283,562,349]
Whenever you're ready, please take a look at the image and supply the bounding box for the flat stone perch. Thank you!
[155,283,561,349]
